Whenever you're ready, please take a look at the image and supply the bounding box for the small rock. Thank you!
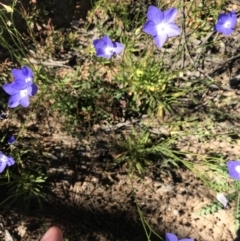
[5,230,13,241]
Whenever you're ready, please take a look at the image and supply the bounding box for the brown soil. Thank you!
[0,0,240,241]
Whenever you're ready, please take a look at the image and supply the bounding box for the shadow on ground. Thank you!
[1,0,94,28]
[0,150,165,241]
[26,199,164,241]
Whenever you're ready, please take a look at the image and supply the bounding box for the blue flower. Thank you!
[0,151,15,173]
[2,66,38,108]
[93,35,124,59]
[8,136,15,145]
[214,11,237,35]
[143,6,181,48]
[3,82,38,108]
[11,66,34,90]
[166,233,194,241]
[227,160,240,180]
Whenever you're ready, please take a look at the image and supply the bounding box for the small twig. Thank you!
[183,31,234,92]
[23,57,71,68]
[197,68,234,91]
[180,0,215,69]
[209,54,240,76]
[180,3,186,69]
[193,31,215,68]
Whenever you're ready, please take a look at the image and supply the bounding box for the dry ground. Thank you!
[0,0,240,241]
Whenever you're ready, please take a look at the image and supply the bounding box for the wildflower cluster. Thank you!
[92,5,238,240]
[93,5,237,59]
[0,66,38,173]
[0,3,238,240]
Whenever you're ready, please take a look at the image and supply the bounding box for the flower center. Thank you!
[25,77,32,83]
[20,89,28,98]
[235,165,240,174]
[224,21,231,28]
[105,47,115,56]
[156,23,166,33]
[0,155,7,163]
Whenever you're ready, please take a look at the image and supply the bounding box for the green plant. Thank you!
[0,0,238,239]
[196,192,237,215]
[135,194,163,241]
[115,128,181,175]
[2,168,47,210]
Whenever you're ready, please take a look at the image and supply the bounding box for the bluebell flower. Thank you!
[2,66,38,108]
[0,151,15,173]
[8,136,15,145]
[143,6,181,48]
[214,11,237,35]
[166,233,194,241]
[3,82,38,108]
[227,160,240,180]
[93,35,124,59]
[11,66,34,90]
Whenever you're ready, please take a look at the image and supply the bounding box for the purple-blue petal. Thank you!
[166,23,181,37]
[93,39,105,50]
[6,156,15,166]
[227,161,240,180]
[21,65,34,77]
[12,65,33,79]
[27,84,38,96]
[217,14,229,25]
[214,23,234,35]
[0,162,7,173]
[154,33,168,48]
[8,94,21,108]
[93,35,123,59]
[10,66,34,90]
[11,79,30,90]
[93,35,114,51]
[147,5,164,24]
[8,136,15,144]
[19,96,30,107]
[163,8,178,23]
[214,24,233,35]
[96,48,111,59]
[166,233,178,241]
[102,35,113,47]
[0,152,6,162]
[143,20,157,36]
[215,11,237,35]
[2,83,20,95]
[112,42,124,55]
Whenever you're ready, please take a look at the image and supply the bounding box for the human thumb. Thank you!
[41,227,63,241]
